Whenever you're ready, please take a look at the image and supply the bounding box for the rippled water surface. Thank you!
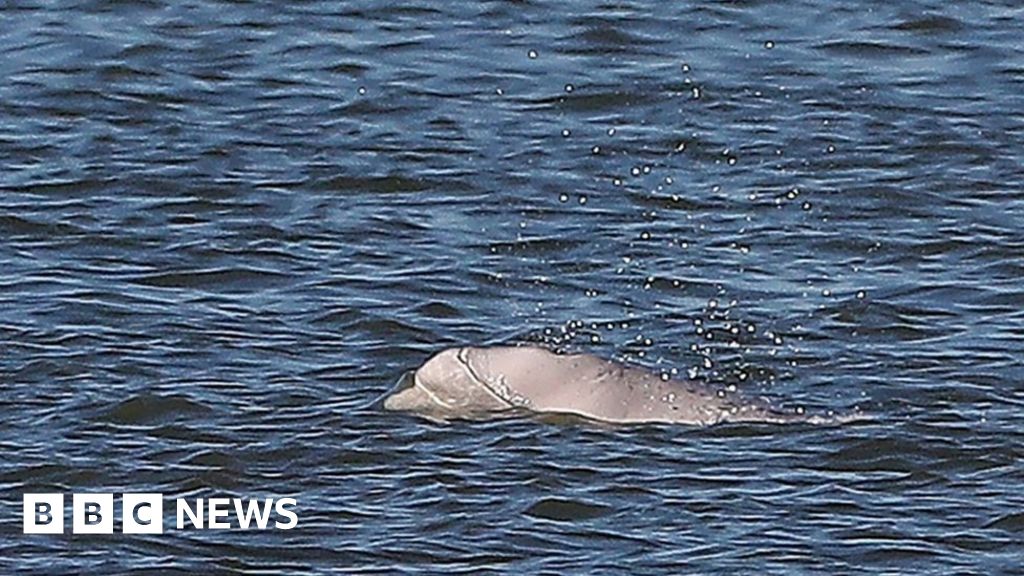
[2,0,1024,573]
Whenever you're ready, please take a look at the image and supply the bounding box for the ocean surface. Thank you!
[2,0,1023,573]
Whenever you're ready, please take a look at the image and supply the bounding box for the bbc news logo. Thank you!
[24,493,298,534]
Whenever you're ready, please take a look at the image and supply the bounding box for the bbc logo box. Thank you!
[24,493,297,533]
[24,493,163,535]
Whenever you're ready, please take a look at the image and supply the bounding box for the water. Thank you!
[2,0,1023,573]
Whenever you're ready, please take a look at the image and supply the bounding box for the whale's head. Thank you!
[383,347,514,419]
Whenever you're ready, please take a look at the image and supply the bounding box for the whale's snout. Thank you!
[381,371,419,411]
[383,347,513,419]
[382,348,468,414]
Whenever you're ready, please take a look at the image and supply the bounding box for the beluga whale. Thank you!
[383,345,843,425]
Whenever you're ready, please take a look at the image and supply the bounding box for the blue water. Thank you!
[2,1,1023,574]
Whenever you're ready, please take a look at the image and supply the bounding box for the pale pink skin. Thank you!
[384,346,807,425]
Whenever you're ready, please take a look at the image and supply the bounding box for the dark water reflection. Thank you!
[2,0,1023,573]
